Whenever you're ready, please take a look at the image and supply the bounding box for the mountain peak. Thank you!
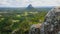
[26,4,34,10]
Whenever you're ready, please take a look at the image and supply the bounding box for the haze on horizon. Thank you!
[0,0,60,7]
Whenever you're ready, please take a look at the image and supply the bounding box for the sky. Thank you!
[0,0,60,7]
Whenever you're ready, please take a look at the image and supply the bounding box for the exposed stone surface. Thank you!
[29,24,41,34]
[41,7,60,34]
[29,7,60,34]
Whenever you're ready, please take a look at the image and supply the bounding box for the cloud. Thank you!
[0,0,29,7]
[0,0,60,7]
[30,0,60,7]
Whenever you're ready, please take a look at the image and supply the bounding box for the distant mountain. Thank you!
[26,4,34,10]
[0,6,53,13]
[26,4,53,12]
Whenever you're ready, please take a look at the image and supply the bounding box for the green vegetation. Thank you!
[0,11,47,34]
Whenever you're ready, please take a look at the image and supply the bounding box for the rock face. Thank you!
[29,7,60,34]
[40,7,60,34]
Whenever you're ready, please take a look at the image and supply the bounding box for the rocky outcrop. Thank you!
[29,24,42,34]
[29,7,60,34]
[41,7,60,34]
